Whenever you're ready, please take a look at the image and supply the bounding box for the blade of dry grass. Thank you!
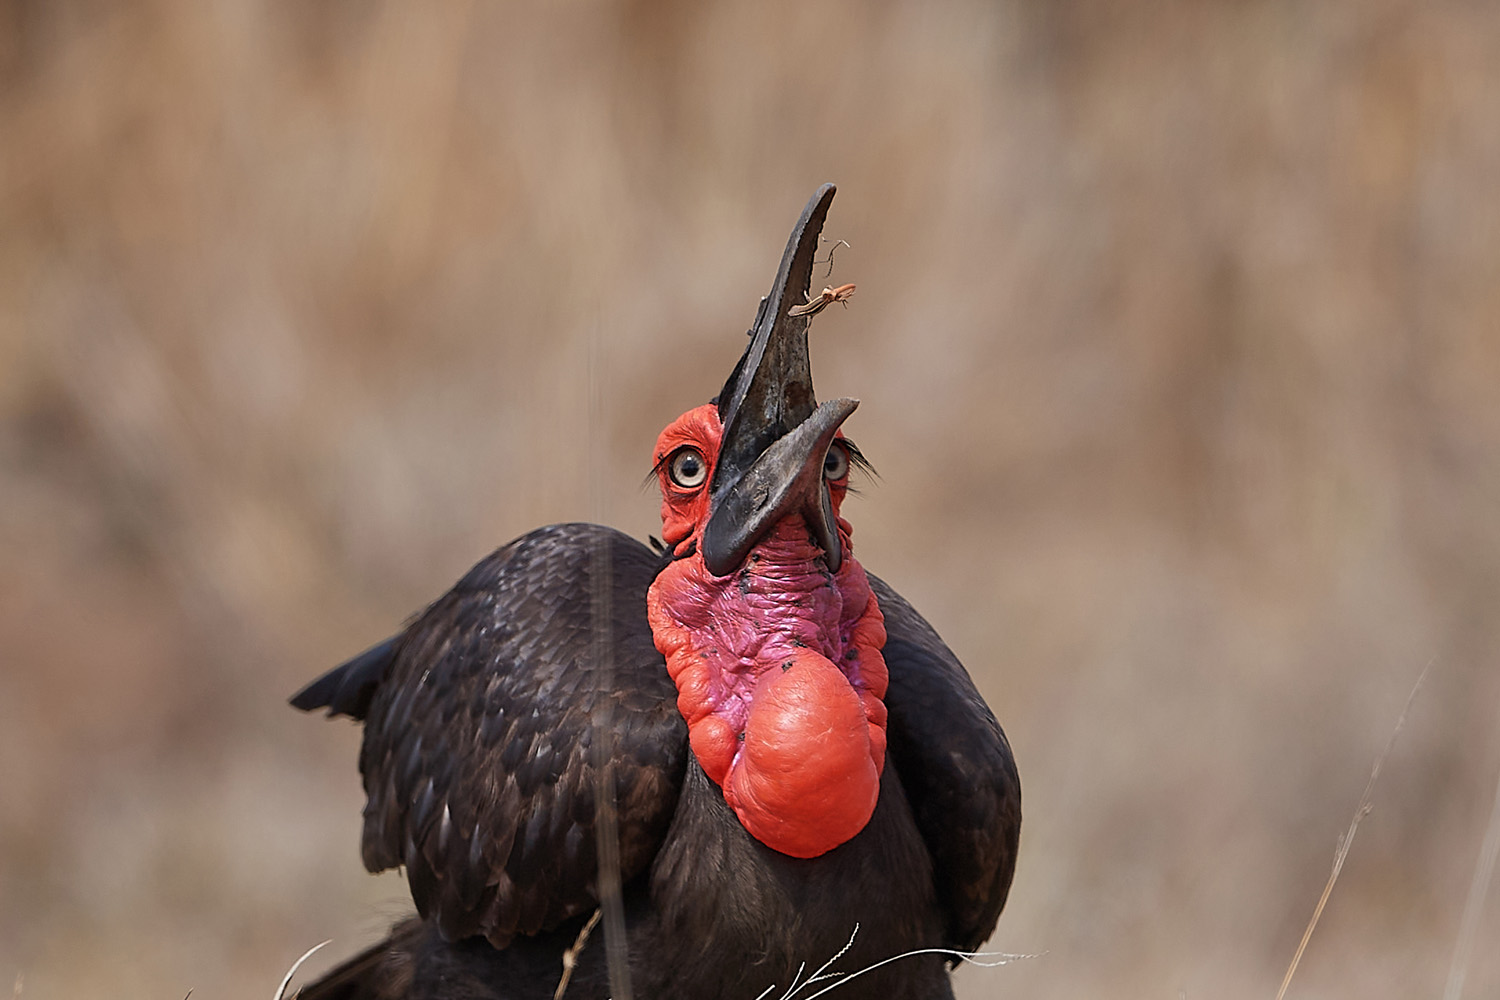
[588,323,633,1000]
[754,924,861,1000]
[747,923,1039,1000]
[274,940,331,1000]
[1442,750,1500,1000]
[797,946,1040,1000]
[554,908,604,1000]
[1274,661,1430,1000]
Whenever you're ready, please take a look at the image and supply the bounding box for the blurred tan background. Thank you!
[3,1,1499,997]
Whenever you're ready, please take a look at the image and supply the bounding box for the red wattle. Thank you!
[689,715,736,786]
[723,649,882,858]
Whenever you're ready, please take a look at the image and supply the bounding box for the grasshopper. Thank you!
[789,283,857,318]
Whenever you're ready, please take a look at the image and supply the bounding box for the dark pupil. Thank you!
[678,455,700,477]
[825,452,841,475]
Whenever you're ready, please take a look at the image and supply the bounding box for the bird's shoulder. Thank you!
[296,522,689,947]
[869,573,1022,957]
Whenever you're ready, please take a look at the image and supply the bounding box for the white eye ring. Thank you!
[823,443,850,482]
[668,448,709,489]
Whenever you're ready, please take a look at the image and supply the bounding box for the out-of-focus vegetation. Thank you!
[2,1,1498,997]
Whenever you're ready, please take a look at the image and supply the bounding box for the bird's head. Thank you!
[645,186,889,859]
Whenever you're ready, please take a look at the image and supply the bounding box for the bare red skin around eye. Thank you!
[653,405,722,549]
[646,405,887,858]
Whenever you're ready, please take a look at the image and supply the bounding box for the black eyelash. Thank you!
[839,438,878,479]
[641,452,674,492]
[833,438,877,498]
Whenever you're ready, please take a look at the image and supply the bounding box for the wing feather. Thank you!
[870,574,1022,956]
[293,523,687,947]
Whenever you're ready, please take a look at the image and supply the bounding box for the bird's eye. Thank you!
[824,443,849,482]
[668,448,709,489]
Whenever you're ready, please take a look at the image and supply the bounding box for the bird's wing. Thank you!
[291,523,688,947]
[869,574,1022,957]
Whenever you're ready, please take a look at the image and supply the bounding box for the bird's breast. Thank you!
[635,761,950,1000]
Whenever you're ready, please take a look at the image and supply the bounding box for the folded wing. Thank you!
[292,523,688,947]
[871,575,1022,957]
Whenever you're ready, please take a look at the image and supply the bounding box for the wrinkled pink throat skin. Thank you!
[647,517,888,858]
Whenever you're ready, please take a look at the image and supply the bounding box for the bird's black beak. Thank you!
[701,184,858,577]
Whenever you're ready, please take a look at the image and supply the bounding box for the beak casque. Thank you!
[702,184,858,577]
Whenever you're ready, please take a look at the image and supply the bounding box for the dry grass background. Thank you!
[2,1,1499,996]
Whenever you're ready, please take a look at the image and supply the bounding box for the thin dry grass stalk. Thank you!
[275,940,331,1000]
[794,946,1038,1000]
[1274,662,1430,1000]
[587,332,633,1000]
[1442,751,1500,1000]
[749,924,1040,1000]
[554,908,604,1000]
[752,924,862,1000]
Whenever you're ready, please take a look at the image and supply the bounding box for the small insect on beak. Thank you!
[788,283,857,319]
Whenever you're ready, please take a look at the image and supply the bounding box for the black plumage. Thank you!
[296,526,688,948]
[293,524,1018,1000]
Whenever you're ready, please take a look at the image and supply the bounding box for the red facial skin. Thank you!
[645,404,889,858]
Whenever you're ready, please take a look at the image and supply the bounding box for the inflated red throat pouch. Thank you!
[647,518,888,858]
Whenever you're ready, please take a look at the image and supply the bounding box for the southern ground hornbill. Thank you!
[290,185,1021,1000]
